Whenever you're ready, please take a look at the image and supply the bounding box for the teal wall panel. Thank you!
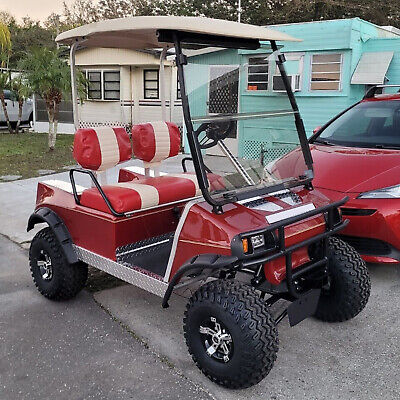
[184,19,400,158]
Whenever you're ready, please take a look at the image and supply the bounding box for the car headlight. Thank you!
[357,184,400,199]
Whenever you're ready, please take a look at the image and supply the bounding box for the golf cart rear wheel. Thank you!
[184,279,278,389]
[29,227,88,300]
[314,237,370,322]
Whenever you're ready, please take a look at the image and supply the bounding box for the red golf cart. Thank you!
[27,16,370,389]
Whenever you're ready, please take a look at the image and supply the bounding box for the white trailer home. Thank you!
[33,47,183,134]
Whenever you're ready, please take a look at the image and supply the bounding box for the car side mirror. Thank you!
[313,126,322,134]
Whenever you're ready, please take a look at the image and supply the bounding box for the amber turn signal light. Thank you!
[242,238,249,253]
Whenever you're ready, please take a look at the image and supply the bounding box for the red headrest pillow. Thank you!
[73,126,131,171]
[131,121,180,163]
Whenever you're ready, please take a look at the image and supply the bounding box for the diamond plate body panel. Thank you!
[73,245,168,298]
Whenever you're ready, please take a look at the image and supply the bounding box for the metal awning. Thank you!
[351,51,394,85]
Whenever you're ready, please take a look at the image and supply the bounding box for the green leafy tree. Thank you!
[7,17,56,69]
[11,76,32,133]
[0,71,13,133]
[0,20,13,134]
[18,47,72,150]
[95,0,400,27]
[62,0,100,27]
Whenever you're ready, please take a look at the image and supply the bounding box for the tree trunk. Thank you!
[51,101,60,150]
[16,99,23,133]
[47,108,55,151]
[0,92,13,134]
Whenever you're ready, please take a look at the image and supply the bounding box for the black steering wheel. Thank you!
[195,120,236,149]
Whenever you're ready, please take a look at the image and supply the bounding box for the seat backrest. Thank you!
[73,126,132,172]
[131,121,180,168]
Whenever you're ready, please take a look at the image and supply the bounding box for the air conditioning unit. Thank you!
[272,74,301,92]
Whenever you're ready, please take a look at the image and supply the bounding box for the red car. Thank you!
[279,86,400,264]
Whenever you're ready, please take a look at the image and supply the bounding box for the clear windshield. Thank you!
[317,100,400,149]
[184,59,310,199]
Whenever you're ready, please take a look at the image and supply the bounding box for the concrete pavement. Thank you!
[0,235,214,400]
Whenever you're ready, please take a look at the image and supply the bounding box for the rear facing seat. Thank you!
[74,123,201,214]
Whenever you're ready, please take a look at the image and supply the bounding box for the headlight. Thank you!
[358,184,400,199]
[250,234,265,249]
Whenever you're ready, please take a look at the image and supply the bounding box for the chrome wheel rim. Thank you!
[37,250,53,281]
[199,316,233,363]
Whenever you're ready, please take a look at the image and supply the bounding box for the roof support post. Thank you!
[70,41,79,131]
[159,46,168,121]
[270,40,313,173]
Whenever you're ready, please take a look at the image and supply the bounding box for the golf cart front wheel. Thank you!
[314,236,371,322]
[29,227,88,300]
[184,279,278,389]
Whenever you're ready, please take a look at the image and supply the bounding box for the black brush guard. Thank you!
[236,196,349,299]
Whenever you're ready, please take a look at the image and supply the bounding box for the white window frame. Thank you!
[246,52,304,93]
[272,52,304,93]
[309,53,343,92]
[85,69,121,101]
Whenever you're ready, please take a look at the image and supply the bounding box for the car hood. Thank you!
[288,144,400,193]
[310,144,400,193]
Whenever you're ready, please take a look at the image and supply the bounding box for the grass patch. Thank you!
[0,132,75,180]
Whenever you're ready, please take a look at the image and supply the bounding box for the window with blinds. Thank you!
[311,54,342,91]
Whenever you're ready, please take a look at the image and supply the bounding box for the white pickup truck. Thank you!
[0,90,33,125]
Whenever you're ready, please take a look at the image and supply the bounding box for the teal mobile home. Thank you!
[185,18,400,161]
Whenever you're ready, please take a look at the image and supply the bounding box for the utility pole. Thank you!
[238,0,242,22]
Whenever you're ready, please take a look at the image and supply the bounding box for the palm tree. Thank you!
[11,76,31,133]
[0,21,13,134]
[18,47,72,150]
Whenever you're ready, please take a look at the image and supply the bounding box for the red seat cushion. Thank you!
[80,175,200,214]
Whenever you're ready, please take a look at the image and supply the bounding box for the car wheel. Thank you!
[184,279,278,389]
[29,227,88,300]
[314,236,371,322]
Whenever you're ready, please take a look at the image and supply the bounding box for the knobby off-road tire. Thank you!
[314,236,370,322]
[184,279,279,389]
[29,227,88,300]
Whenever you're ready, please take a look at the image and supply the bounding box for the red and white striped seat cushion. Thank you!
[131,121,180,163]
[73,127,131,171]
[80,175,201,214]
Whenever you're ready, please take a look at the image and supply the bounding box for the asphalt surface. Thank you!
[95,264,400,400]
[0,235,213,400]
[2,166,400,399]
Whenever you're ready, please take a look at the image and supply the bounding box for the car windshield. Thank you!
[184,59,310,200]
[316,100,400,149]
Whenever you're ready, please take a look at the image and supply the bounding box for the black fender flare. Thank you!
[27,207,78,265]
[162,253,238,309]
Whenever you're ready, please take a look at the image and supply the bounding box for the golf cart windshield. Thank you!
[183,58,311,203]
[56,16,310,209]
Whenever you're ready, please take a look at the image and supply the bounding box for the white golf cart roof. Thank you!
[56,16,300,49]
